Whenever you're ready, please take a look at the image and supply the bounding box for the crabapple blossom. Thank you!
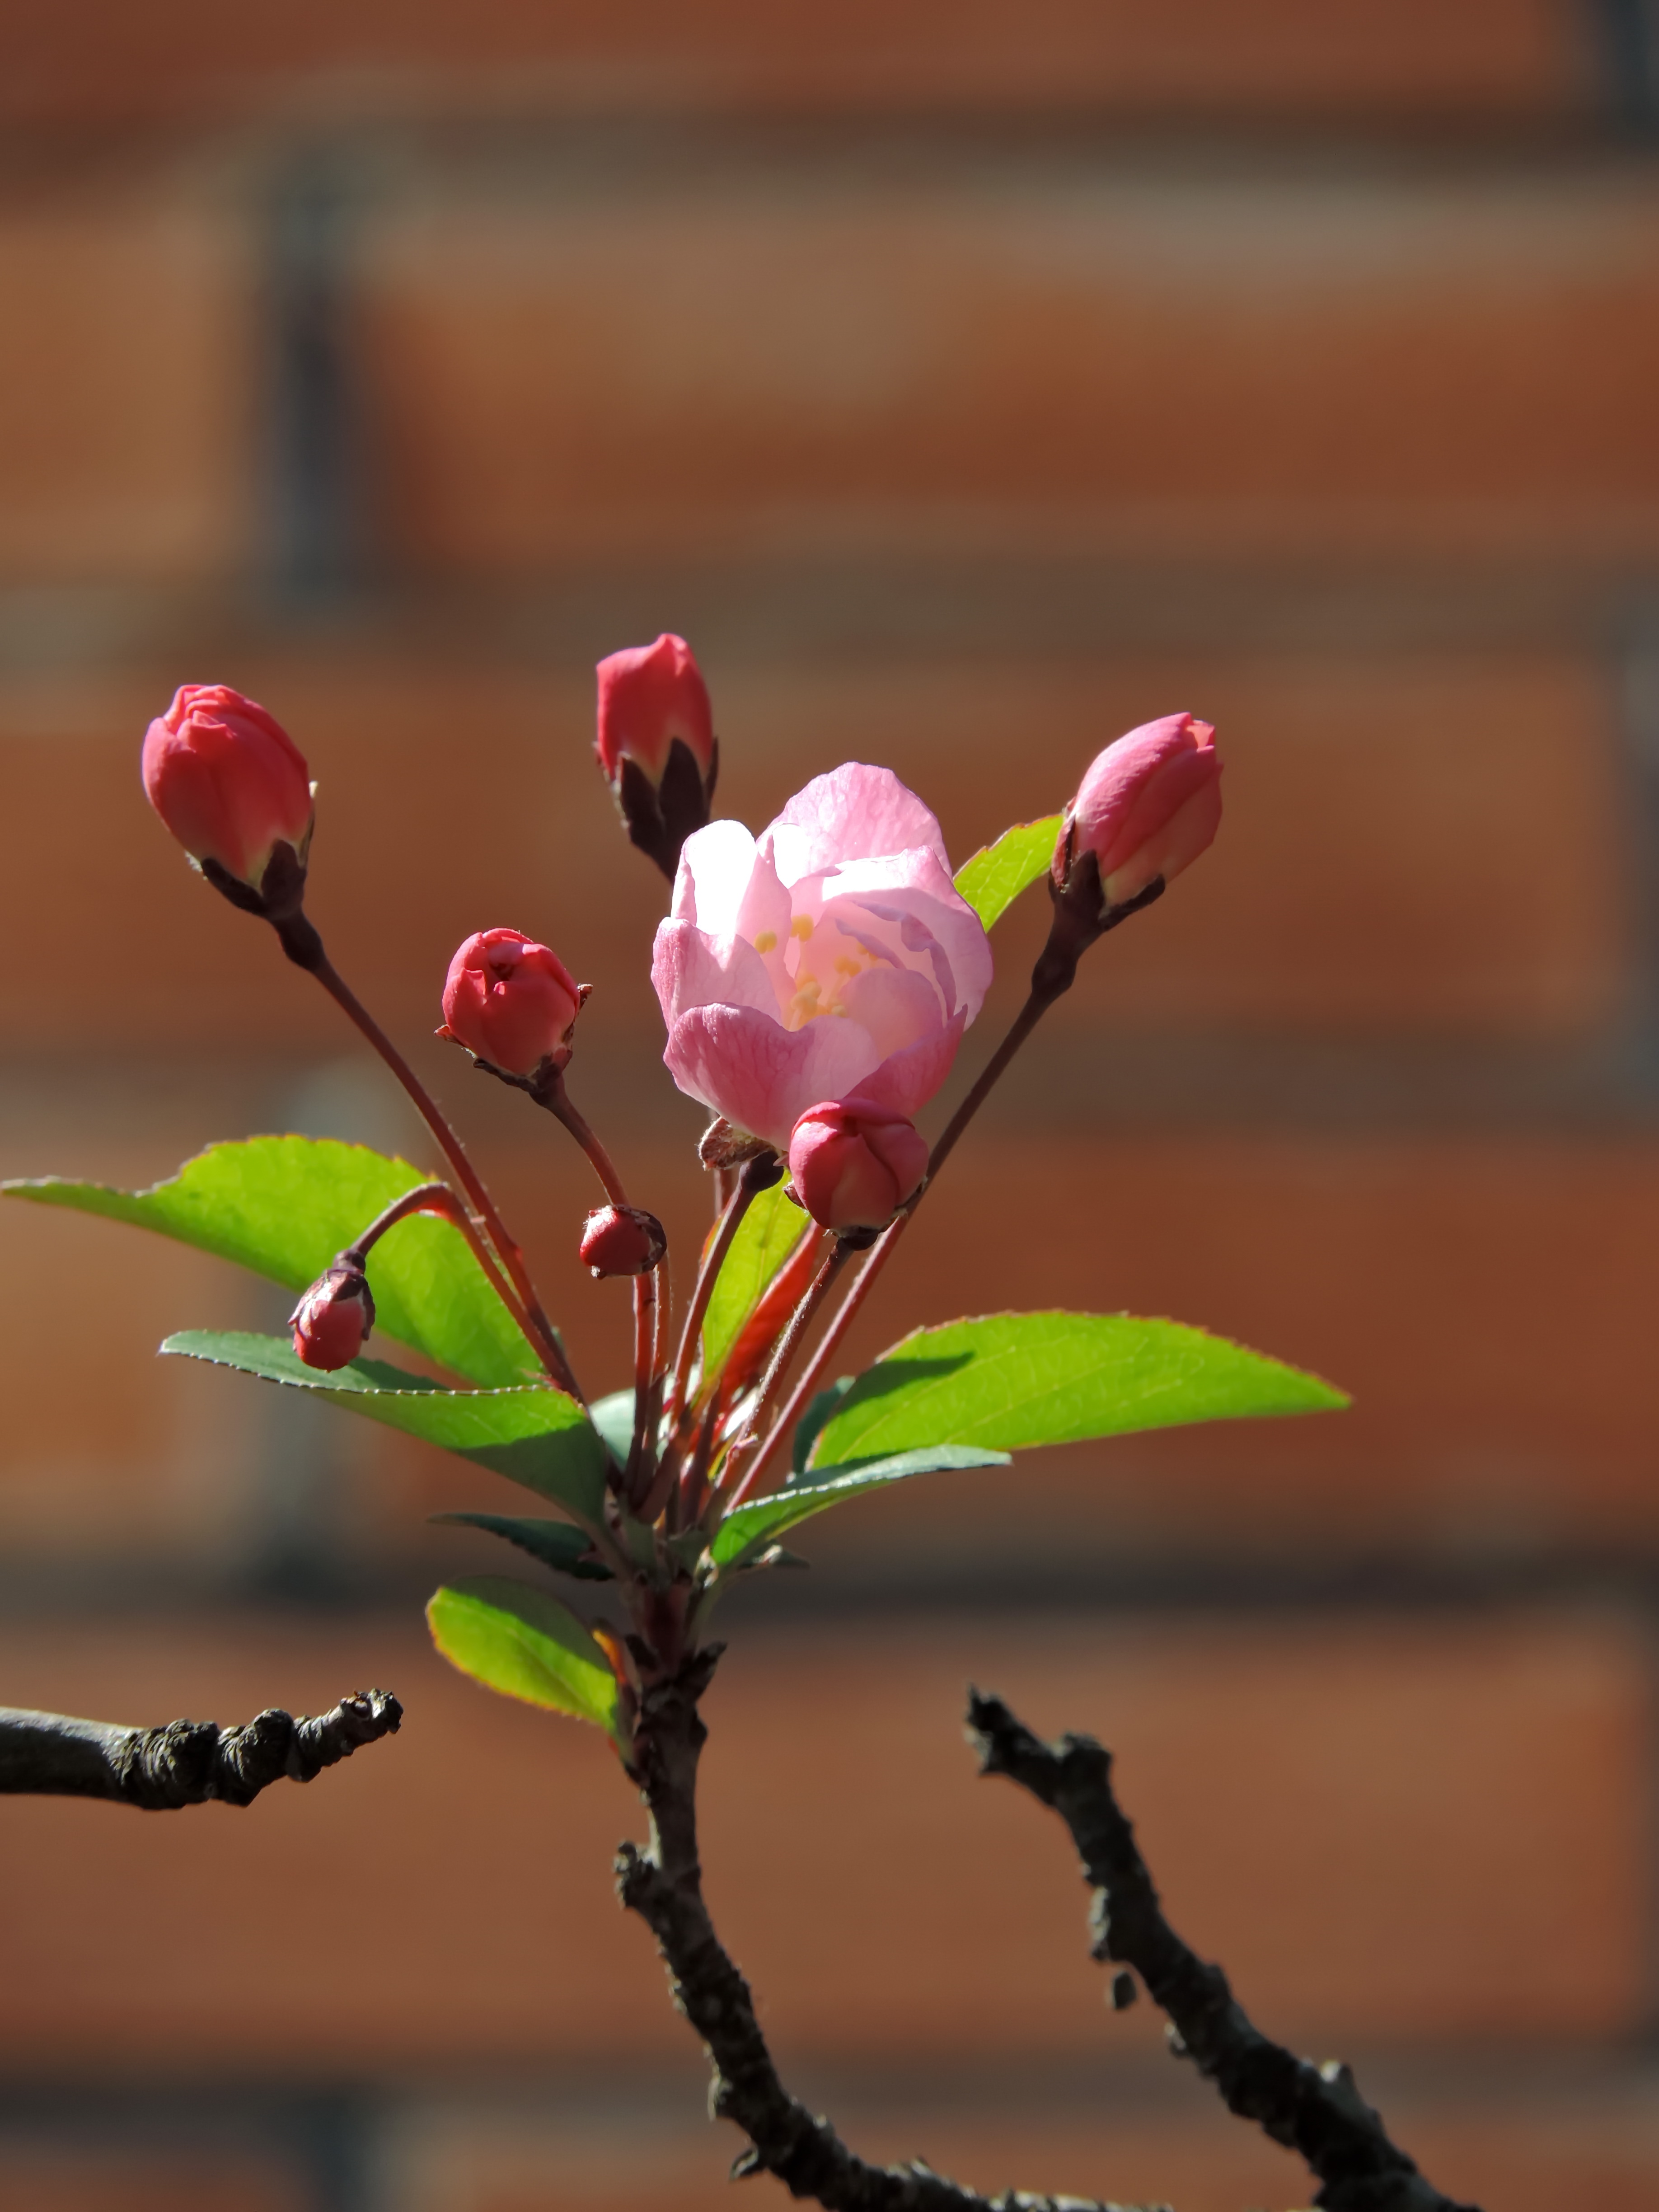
[141,683,314,897]
[787,1099,930,1233]
[580,1204,668,1278]
[1058,713,1221,912]
[651,763,991,1153]
[440,929,582,1078]
[289,1263,375,1372]
[595,633,717,879]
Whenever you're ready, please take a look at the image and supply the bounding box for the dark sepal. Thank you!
[1031,845,1165,1003]
[614,735,717,882]
[698,1117,777,1173]
[200,842,324,970]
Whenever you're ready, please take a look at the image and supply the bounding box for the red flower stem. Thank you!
[741,1221,904,1494]
[719,1240,853,1514]
[665,1155,778,1434]
[337,1181,562,1383]
[300,949,580,1398]
[531,1069,665,1498]
[679,1397,721,1528]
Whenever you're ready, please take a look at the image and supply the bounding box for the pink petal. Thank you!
[824,849,992,1023]
[838,962,946,1062]
[664,1003,881,1152]
[851,1008,967,1123]
[651,919,779,1026]
[763,764,949,885]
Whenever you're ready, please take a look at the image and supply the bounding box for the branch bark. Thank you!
[0,1688,401,1809]
[966,1690,1478,2212]
[616,1649,1158,2212]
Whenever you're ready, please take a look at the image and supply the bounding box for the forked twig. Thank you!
[966,1692,1478,2212]
[615,1659,1476,2212]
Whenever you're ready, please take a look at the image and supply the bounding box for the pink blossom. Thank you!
[595,633,714,788]
[652,764,991,1153]
[290,1264,374,1372]
[788,1099,930,1232]
[1060,713,1222,910]
[141,683,314,895]
[440,928,582,1077]
[579,1204,667,1279]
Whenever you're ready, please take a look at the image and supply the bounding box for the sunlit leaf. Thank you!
[5,1138,539,1386]
[810,1311,1348,1468]
[953,815,1064,930]
[162,1329,608,1522]
[711,1445,1010,1568]
[791,1377,854,1474]
[588,1388,635,1470]
[701,1181,810,1384]
[427,1577,623,1742]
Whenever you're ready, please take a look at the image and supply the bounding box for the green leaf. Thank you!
[953,815,1064,930]
[810,1312,1348,1469]
[427,1577,623,1742]
[162,1330,609,1523]
[430,1514,614,1581]
[588,1388,636,1470]
[791,1376,854,1474]
[4,1137,539,1387]
[701,1181,809,1384]
[711,1445,1010,1567]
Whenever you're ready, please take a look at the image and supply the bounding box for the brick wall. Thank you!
[1,9,1656,2209]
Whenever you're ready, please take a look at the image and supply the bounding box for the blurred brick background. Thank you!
[3,4,1659,2207]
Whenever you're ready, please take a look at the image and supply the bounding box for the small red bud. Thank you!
[1056,713,1221,914]
[595,633,718,881]
[141,684,315,906]
[787,1099,929,1233]
[579,1204,667,1278]
[440,928,583,1079]
[289,1263,375,1372]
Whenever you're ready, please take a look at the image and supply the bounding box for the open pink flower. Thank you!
[651,764,991,1153]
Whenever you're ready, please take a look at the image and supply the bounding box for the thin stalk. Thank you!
[719,1242,853,1514]
[744,1218,904,1491]
[341,1181,564,1387]
[531,1068,665,1495]
[666,1156,776,1432]
[305,951,577,1395]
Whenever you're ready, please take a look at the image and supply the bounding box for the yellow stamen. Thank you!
[834,954,861,976]
[790,914,814,941]
[753,930,777,955]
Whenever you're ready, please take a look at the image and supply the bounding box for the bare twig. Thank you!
[615,1651,1157,2212]
[966,1690,1478,2212]
[0,1689,402,1810]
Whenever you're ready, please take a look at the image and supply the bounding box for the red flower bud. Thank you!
[595,633,718,881]
[141,684,314,903]
[1058,713,1222,913]
[787,1099,929,1233]
[579,1204,668,1279]
[440,928,583,1078]
[289,1262,375,1372]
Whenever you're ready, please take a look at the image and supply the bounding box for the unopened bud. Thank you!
[1055,712,1221,917]
[787,1099,928,1233]
[290,1262,375,1372]
[595,633,717,881]
[440,928,584,1080]
[141,684,315,917]
[579,1204,667,1278]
